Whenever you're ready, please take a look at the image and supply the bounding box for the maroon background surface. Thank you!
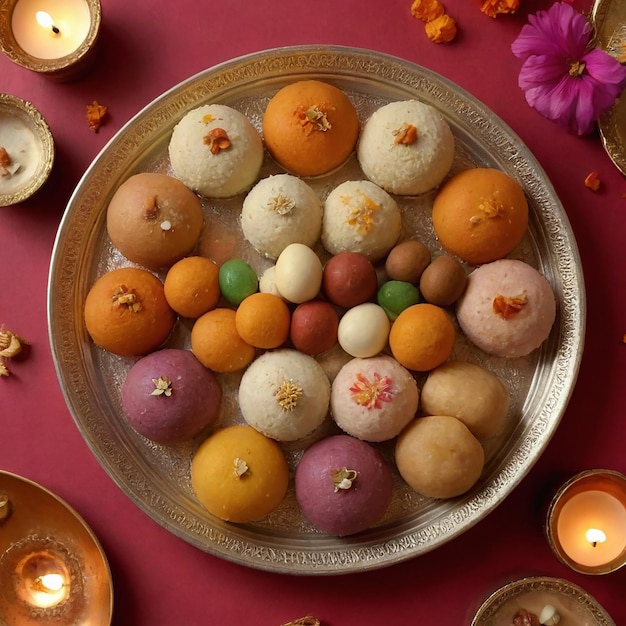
[1,0,625,624]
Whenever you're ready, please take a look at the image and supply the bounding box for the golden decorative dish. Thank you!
[0,471,113,625]
[0,94,54,206]
[48,46,585,574]
[592,0,626,176]
[471,576,615,625]
[0,0,101,82]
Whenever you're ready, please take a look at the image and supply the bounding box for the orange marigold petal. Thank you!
[424,14,457,43]
[86,100,109,133]
[411,0,445,22]
[480,0,519,18]
[584,171,601,191]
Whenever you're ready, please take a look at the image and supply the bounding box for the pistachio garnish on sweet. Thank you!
[299,104,332,132]
[151,375,173,397]
[331,467,358,492]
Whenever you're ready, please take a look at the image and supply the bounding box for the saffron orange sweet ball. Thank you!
[190,308,255,373]
[164,256,220,319]
[235,292,291,349]
[388,303,455,372]
[432,167,528,266]
[84,267,176,357]
[262,80,360,177]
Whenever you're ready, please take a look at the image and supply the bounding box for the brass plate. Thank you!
[0,471,113,625]
[48,46,585,574]
[592,0,626,176]
[471,576,615,625]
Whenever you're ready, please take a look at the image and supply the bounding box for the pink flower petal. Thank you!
[511,1,626,135]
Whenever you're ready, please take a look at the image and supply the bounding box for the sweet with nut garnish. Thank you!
[106,172,204,270]
[456,259,556,358]
[357,99,455,195]
[295,435,393,536]
[121,348,222,445]
[432,167,529,265]
[262,80,360,177]
[168,103,264,198]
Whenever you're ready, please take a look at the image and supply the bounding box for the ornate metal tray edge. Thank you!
[47,46,585,574]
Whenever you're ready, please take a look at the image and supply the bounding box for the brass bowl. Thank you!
[0,471,113,625]
[471,576,615,625]
[0,0,101,82]
[0,94,54,206]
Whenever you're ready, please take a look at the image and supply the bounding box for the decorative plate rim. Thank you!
[47,45,586,574]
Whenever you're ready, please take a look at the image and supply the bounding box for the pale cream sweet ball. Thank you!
[241,174,323,260]
[168,103,264,198]
[321,180,402,262]
[238,349,331,442]
[357,100,455,195]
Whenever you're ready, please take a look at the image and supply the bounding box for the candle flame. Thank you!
[585,528,607,547]
[38,573,65,592]
[35,11,53,28]
[35,11,60,34]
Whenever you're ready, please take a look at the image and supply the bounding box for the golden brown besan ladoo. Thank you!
[106,172,204,270]
[262,80,360,177]
[431,167,528,266]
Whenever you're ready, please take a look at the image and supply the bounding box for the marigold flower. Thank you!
[481,0,519,18]
[511,2,626,135]
[425,14,457,44]
[411,0,444,22]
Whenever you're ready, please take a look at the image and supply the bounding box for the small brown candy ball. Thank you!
[385,240,431,284]
[419,255,467,306]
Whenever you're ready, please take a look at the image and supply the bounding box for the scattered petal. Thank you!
[86,100,109,133]
[584,171,601,191]
[425,13,457,43]
[481,0,519,18]
[411,0,444,22]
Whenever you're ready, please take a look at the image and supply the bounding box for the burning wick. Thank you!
[585,528,607,548]
[36,11,60,35]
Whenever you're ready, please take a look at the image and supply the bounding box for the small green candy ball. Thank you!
[219,258,258,306]
[377,280,420,321]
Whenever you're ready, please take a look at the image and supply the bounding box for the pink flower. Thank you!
[511,2,626,135]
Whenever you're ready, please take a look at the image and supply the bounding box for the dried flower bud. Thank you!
[425,13,457,43]
[481,0,519,18]
[411,0,445,22]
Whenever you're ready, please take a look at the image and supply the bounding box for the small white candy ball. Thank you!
[338,303,390,358]
[274,243,323,304]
